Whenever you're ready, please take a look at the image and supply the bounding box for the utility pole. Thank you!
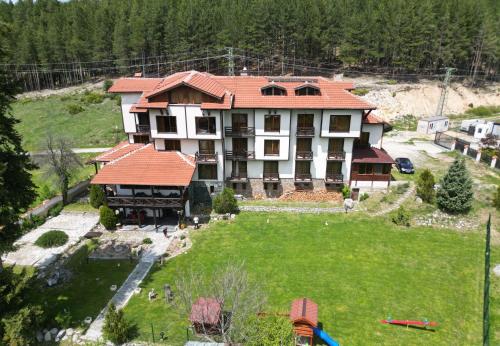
[227,47,235,76]
[435,67,456,117]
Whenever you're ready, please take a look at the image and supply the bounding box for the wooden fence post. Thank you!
[463,144,469,156]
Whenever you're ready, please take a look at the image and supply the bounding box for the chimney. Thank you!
[240,67,248,76]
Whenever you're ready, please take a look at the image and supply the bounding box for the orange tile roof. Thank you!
[108,78,162,93]
[130,105,148,113]
[94,141,145,163]
[91,144,195,186]
[352,147,395,164]
[363,113,386,124]
[145,71,228,99]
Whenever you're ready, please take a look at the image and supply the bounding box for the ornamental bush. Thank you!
[66,103,84,114]
[89,184,106,209]
[99,205,118,230]
[416,169,435,203]
[103,303,133,344]
[436,158,473,213]
[103,79,113,92]
[392,206,410,227]
[212,187,238,214]
[34,230,68,248]
[341,185,351,199]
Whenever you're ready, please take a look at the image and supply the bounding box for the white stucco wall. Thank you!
[320,110,362,138]
[186,107,222,139]
[417,119,449,134]
[362,124,384,148]
[121,93,142,133]
[254,109,291,136]
[254,136,290,160]
[223,109,256,129]
[150,106,188,139]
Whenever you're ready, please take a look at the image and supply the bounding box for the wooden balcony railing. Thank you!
[295,173,312,181]
[263,172,280,181]
[224,127,255,137]
[106,196,183,208]
[327,151,346,160]
[225,151,255,160]
[136,124,150,133]
[195,152,218,163]
[325,173,343,183]
[296,151,313,160]
[296,127,315,137]
[228,172,248,181]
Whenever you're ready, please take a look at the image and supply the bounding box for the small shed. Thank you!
[290,298,318,346]
[417,116,449,134]
[189,298,222,335]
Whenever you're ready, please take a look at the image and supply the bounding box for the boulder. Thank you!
[343,198,354,210]
[415,196,423,204]
[50,327,58,336]
[36,331,44,342]
[44,331,52,342]
[66,328,74,336]
[55,329,66,342]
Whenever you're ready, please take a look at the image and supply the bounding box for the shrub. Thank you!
[359,192,369,201]
[437,158,473,213]
[416,169,435,203]
[38,184,55,201]
[392,206,410,226]
[103,303,133,344]
[99,205,118,230]
[34,230,68,248]
[494,185,500,211]
[48,202,63,217]
[247,315,295,346]
[66,103,84,114]
[387,79,398,85]
[89,184,106,209]
[341,185,351,199]
[2,305,44,346]
[55,309,72,329]
[81,91,105,104]
[142,237,152,244]
[351,88,369,96]
[212,187,238,214]
[103,79,113,92]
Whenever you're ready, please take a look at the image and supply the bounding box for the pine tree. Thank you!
[416,169,436,203]
[436,158,474,213]
[103,303,132,344]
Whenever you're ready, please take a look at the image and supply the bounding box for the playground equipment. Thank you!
[381,317,439,328]
[289,298,340,346]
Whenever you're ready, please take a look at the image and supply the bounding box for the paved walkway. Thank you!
[84,229,174,341]
[371,183,415,216]
[2,211,99,268]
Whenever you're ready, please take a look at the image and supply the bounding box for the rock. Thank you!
[36,331,44,342]
[110,284,117,291]
[343,198,354,210]
[415,197,423,204]
[84,316,93,324]
[55,329,65,342]
[493,265,500,277]
[66,328,74,336]
[44,331,52,342]
[43,328,48,334]
[50,328,58,336]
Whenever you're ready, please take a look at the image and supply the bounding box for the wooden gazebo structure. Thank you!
[189,297,222,335]
[290,298,318,346]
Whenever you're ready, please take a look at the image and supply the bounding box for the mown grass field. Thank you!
[11,92,125,152]
[124,213,484,345]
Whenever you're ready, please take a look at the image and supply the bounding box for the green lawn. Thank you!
[25,241,136,327]
[124,213,484,345]
[12,93,125,152]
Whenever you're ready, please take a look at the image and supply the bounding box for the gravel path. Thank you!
[370,184,415,217]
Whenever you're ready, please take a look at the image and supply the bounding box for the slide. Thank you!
[313,327,340,346]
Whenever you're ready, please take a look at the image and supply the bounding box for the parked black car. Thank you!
[395,157,415,174]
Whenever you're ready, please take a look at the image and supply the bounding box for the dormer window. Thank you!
[261,83,286,96]
[295,84,321,96]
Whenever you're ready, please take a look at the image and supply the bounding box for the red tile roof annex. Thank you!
[108,78,163,93]
[93,141,145,163]
[91,144,195,187]
[352,147,395,164]
[110,71,375,110]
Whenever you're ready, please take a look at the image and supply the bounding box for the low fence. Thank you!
[454,139,468,153]
[434,132,455,149]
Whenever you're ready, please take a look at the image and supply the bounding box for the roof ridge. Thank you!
[176,151,195,167]
[107,143,150,165]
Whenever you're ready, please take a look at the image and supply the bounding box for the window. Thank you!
[264,114,280,132]
[261,86,286,96]
[264,140,280,156]
[198,164,217,180]
[355,132,370,148]
[164,139,181,151]
[358,163,373,174]
[373,164,391,175]
[295,86,320,96]
[263,161,279,174]
[133,135,149,144]
[199,140,215,154]
[196,117,216,134]
[329,115,351,132]
[328,138,344,152]
[157,116,177,133]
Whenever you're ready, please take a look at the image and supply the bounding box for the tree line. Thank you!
[0,0,498,81]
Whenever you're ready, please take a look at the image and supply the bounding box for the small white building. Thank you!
[460,119,500,139]
[417,116,449,134]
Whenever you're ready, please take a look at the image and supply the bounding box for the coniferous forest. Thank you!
[0,0,498,87]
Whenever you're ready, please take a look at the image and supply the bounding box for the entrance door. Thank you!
[297,114,314,128]
[232,138,248,154]
[199,140,215,154]
[326,161,342,175]
[137,113,150,125]
[296,161,311,175]
[232,161,247,178]
[297,138,312,151]
[232,113,248,130]
[328,138,344,152]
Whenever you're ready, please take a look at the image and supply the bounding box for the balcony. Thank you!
[296,151,313,160]
[296,127,315,137]
[227,172,248,181]
[294,173,312,182]
[195,152,218,163]
[106,196,183,208]
[327,151,346,161]
[263,172,280,182]
[224,127,255,137]
[136,124,150,133]
[325,173,343,184]
[225,150,255,160]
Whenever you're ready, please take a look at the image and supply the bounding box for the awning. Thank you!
[352,147,395,164]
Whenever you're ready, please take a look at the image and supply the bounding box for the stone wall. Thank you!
[228,178,331,198]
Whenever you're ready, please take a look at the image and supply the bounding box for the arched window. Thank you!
[261,84,286,96]
[295,84,321,96]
